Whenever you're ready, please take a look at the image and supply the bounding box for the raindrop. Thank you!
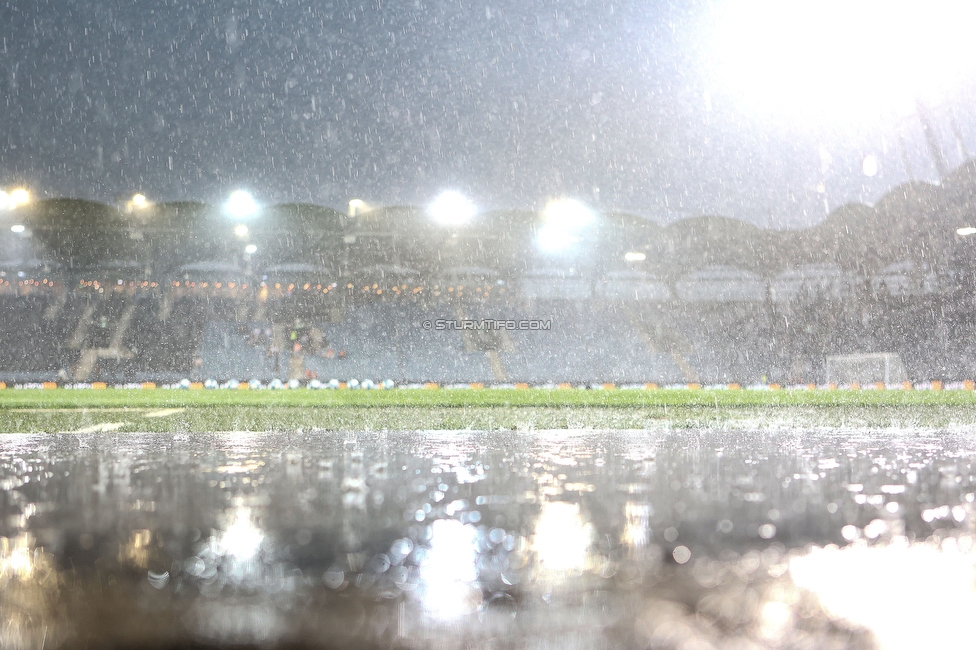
[323,566,345,589]
[672,546,691,564]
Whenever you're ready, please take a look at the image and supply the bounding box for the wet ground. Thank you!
[0,428,974,649]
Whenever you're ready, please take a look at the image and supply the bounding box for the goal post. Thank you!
[825,353,909,385]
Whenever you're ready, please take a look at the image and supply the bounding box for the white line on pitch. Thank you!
[143,408,185,418]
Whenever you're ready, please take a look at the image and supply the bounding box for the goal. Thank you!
[825,353,909,385]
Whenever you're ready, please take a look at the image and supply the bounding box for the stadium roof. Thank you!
[5,159,976,278]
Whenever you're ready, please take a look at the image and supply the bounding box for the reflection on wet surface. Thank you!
[0,429,974,648]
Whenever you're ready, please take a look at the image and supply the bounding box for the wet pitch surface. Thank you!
[1,429,974,649]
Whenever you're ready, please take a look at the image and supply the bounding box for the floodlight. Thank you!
[543,198,594,229]
[244,244,258,254]
[957,227,976,237]
[428,191,477,226]
[348,198,366,217]
[224,190,259,219]
[708,0,976,122]
[7,188,29,209]
[10,224,26,233]
[625,252,646,262]
[234,224,249,238]
[125,193,152,213]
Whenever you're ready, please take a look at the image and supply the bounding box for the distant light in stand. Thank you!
[624,251,646,262]
[224,190,259,219]
[957,227,976,237]
[234,224,249,238]
[244,244,258,254]
[428,191,477,226]
[10,224,26,233]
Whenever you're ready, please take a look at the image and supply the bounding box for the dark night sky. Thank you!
[1,0,974,227]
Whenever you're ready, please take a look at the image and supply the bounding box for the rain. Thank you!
[2,0,976,647]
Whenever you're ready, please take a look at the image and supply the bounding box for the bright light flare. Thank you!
[707,0,976,122]
[1,188,30,210]
[234,224,249,238]
[533,501,592,573]
[244,244,258,254]
[956,227,976,236]
[419,519,482,620]
[428,191,477,226]
[543,198,594,229]
[218,507,264,560]
[10,224,26,234]
[623,502,652,548]
[625,252,647,262]
[9,188,30,207]
[125,193,151,213]
[224,190,260,219]
[536,227,581,252]
[536,198,595,253]
[0,533,37,581]
[791,541,976,650]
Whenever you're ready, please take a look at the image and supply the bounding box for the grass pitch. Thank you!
[2,387,976,433]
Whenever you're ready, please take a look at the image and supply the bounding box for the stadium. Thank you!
[7,1,976,647]
[4,160,976,391]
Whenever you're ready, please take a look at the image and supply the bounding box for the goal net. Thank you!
[825,353,909,385]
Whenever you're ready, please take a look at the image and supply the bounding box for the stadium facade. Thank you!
[2,161,976,386]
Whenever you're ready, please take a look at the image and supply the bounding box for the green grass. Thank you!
[2,387,976,432]
[4,386,976,408]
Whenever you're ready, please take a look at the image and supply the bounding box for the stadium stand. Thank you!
[4,160,976,384]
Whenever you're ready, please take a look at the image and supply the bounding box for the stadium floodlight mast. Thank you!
[224,190,260,220]
[706,0,976,124]
[428,191,477,226]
